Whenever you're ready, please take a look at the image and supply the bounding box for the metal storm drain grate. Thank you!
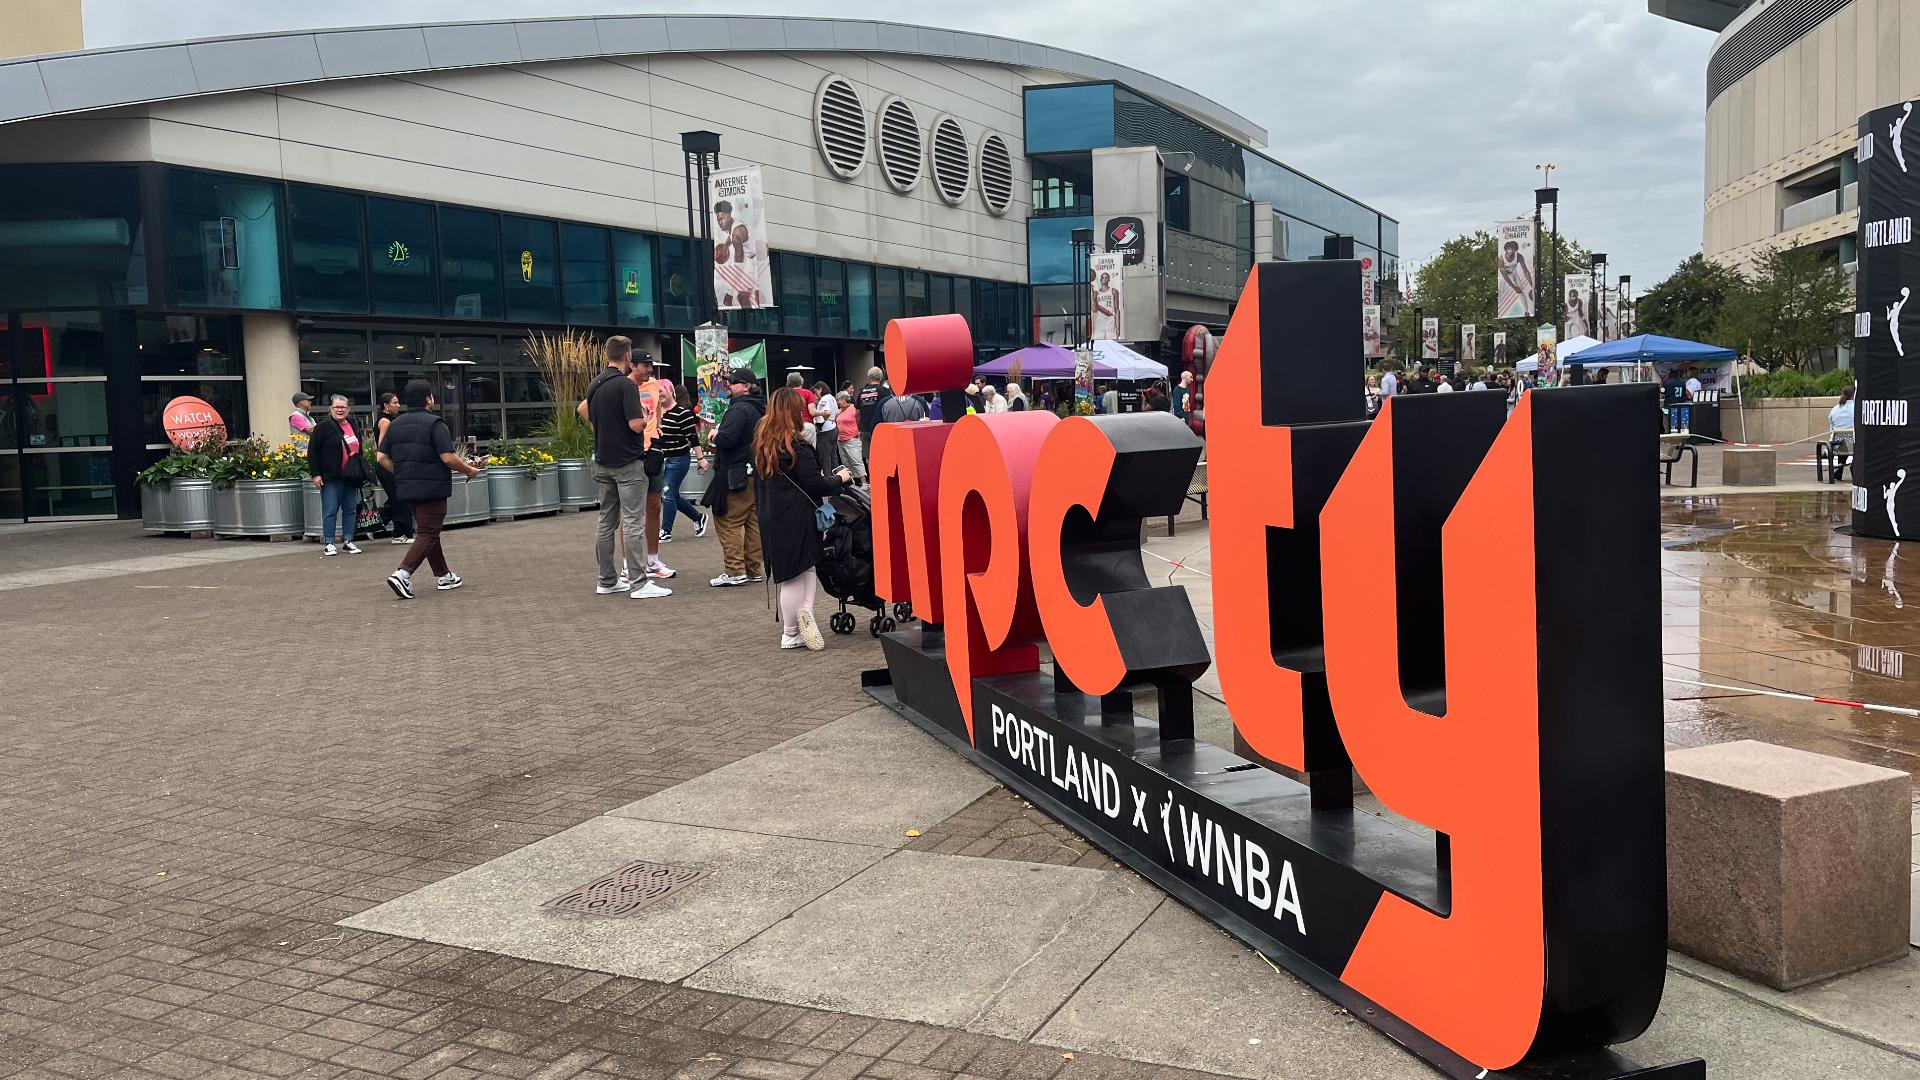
[542,860,707,918]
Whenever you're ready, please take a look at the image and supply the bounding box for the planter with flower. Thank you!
[210,437,308,538]
[527,329,601,509]
[137,436,224,534]
[543,412,598,509]
[485,442,559,519]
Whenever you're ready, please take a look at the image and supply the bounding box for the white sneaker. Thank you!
[390,535,414,545]
[595,581,627,595]
[343,541,364,555]
[658,529,672,543]
[436,572,463,591]
[780,633,805,649]
[694,514,710,538]
[796,609,825,652]
[322,544,338,557]
[386,571,414,599]
[745,572,765,584]
[710,573,749,587]
[648,558,676,579]
[630,580,672,599]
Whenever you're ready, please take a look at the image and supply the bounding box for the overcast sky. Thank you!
[86,0,1715,292]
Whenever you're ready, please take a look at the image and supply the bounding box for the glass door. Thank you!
[2,320,118,520]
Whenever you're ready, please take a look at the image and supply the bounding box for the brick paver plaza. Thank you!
[0,514,1228,1080]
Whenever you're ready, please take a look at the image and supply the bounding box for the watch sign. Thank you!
[1105,216,1146,265]
[162,396,226,449]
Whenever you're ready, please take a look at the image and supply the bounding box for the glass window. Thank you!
[1381,218,1399,255]
[438,207,502,320]
[288,185,367,314]
[847,264,875,339]
[780,254,814,336]
[367,198,437,317]
[928,275,953,316]
[8,311,107,380]
[136,315,242,377]
[1164,176,1191,232]
[562,223,611,326]
[301,328,370,368]
[973,281,1000,347]
[950,275,973,330]
[902,271,928,318]
[504,407,549,439]
[612,230,656,327]
[371,332,433,365]
[1024,84,1116,154]
[18,382,110,447]
[1027,216,1092,285]
[168,170,284,310]
[0,164,147,309]
[658,235,697,328]
[816,259,848,338]
[502,215,559,324]
[874,267,903,327]
[1029,158,1094,217]
[16,454,117,517]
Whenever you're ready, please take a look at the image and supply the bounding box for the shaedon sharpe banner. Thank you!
[1564,273,1593,341]
[1089,252,1126,341]
[1853,99,1920,539]
[1495,219,1537,319]
[708,166,775,310]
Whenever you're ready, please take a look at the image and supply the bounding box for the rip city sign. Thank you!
[864,261,1703,1080]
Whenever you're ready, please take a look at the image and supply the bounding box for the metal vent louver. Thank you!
[978,131,1014,214]
[930,114,971,205]
[813,75,869,180]
[877,96,923,193]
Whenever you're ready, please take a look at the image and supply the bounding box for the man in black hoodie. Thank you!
[854,365,891,467]
[706,367,766,587]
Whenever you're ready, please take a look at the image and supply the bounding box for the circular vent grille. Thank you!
[929,114,970,205]
[813,75,868,180]
[876,96,923,193]
[977,131,1013,215]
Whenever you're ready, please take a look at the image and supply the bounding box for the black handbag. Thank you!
[726,460,750,492]
[644,448,665,477]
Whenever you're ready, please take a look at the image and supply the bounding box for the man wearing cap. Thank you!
[289,392,316,436]
[584,336,670,599]
[705,367,766,587]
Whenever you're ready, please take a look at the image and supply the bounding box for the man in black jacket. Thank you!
[377,380,483,600]
[854,365,891,467]
[707,368,766,587]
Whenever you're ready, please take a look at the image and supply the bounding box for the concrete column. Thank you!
[242,312,300,440]
[1253,201,1275,263]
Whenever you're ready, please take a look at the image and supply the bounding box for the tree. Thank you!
[1713,246,1852,371]
[1393,228,1588,363]
[1636,254,1743,344]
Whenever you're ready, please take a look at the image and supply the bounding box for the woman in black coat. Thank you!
[755,387,851,652]
[306,394,369,556]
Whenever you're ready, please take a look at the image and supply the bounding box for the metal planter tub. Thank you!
[489,465,560,519]
[445,471,491,526]
[140,479,215,533]
[556,458,596,508]
[213,478,306,537]
[303,483,388,541]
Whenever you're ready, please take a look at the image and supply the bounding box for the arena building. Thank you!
[0,10,1396,520]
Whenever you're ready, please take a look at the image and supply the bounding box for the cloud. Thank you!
[82,0,1714,289]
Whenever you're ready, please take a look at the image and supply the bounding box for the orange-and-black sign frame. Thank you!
[861,262,1704,1080]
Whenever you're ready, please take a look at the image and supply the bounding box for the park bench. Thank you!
[1166,460,1208,536]
[1815,429,1853,483]
[1659,433,1697,488]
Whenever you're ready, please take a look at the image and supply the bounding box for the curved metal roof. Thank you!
[0,13,1268,147]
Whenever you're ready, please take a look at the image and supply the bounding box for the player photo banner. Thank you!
[1851,99,1920,540]
[1564,273,1593,341]
[1462,323,1477,362]
[1495,219,1537,319]
[1089,252,1125,341]
[1421,316,1439,360]
[1493,331,1509,365]
[709,166,775,310]
[1362,304,1382,358]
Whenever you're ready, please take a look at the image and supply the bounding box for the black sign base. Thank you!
[862,647,1704,1080]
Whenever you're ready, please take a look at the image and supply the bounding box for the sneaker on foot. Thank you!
[780,633,805,649]
[648,558,676,579]
[386,571,414,599]
[796,609,825,652]
[616,569,631,589]
[436,572,463,591]
[709,573,748,587]
[322,543,338,557]
[658,529,672,543]
[630,580,672,599]
[744,572,765,583]
[595,580,627,595]
[343,541,364,555]
[694,513,710,538]
[390,535,413,545]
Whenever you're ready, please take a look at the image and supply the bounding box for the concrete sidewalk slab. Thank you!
[340,815,884,982]
[606,705,996,847]
[1035,901,1430,1079]
[686,849,1162,1041]
[1620,967,1920,1078]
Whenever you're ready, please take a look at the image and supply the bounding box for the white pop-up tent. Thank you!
[1556,335,1601,362]
[1091,339,1169,380]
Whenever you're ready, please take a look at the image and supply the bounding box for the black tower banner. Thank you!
[863,265,1703,1080]
[1854,99,1920,539]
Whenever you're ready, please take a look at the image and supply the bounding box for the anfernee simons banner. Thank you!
[709,166,775,310]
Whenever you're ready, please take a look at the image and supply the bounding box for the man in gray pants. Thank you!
[582,336,670,599]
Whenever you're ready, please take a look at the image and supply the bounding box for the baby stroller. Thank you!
[815,484,915,637]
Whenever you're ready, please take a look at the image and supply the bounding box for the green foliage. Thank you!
[136,437,225,489]
[1734,366,1855,401]
[486,441,555,477]
[538,412,595,460]
[208,436,308,488]
[1389,227,1590,362]
[1713,246,1852,372]
[1637,254,1743,344]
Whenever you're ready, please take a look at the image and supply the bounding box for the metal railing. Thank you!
[1782,189,1841,231]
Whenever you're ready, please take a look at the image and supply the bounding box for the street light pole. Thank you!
[1535,185,1559,334]
[680,130,722,322]
[1069,227,1094,348]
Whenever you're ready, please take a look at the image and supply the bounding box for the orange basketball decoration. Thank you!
[162,396,226,449]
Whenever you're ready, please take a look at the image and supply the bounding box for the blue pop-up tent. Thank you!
[1562,333,1737,365]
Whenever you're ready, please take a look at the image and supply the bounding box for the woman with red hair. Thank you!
[753,387,852,650]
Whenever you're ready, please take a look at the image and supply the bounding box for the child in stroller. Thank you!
[814,484,913,636]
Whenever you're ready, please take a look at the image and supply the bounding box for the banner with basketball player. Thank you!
[1089,252,1125,341]
[1461,323,1477,362]
[1563,273,1593,341]
[1494,219,1536,319]
[708,166,775,310]
[1420,316,1439,360]
[1492,331,1508,365]
[1851,99,1920,540]
[1362,304,1382,358]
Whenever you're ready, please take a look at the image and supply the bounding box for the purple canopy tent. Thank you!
[973,343,1117,380]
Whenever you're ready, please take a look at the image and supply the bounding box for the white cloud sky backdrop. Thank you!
[84,0,1715,291]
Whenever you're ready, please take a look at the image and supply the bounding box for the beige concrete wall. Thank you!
[1722,395,1843,446]
[0,0,82,61]
[1703,0,1920,267]
[242,312,300,442]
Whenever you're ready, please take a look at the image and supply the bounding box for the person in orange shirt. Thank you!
[631,354,674,582]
